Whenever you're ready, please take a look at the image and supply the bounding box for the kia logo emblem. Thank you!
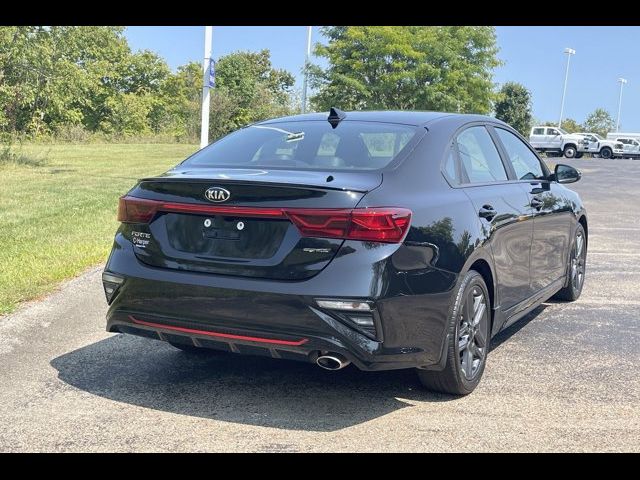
[204,187,231,203]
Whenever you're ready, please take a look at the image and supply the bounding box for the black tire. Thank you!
[417,270,491,395]
[553,223,587,301]
[168,341,223,354]
[563,145,577,158]
[600,147,613,159]
[575,152,584,159]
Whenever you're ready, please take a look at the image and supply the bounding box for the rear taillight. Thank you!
[117,196,159,223]
[116,196,412,244]
[285,208,411,243]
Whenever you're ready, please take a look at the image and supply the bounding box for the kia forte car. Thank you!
[103,109,587,395]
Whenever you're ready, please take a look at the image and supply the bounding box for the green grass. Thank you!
[0,143,198,315]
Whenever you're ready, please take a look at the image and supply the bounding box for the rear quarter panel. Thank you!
[357,118,494,355]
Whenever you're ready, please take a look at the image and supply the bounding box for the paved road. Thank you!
[1,158,638,452]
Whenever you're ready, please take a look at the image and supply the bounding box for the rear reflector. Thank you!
[129,316,308,346]
[117,196,411,244]
[316,299,373,311]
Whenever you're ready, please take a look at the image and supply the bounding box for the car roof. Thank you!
[257,110,506,128]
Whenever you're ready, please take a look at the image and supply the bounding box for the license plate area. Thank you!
[202,216,243,241]
[163,212,290,259]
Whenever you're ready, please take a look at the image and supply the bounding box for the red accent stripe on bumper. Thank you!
[129,316,309,347]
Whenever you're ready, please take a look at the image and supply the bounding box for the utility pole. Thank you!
[200,26,213,149]
[558,47,576,128]
[301,26,312,114]
[616,78,627,132]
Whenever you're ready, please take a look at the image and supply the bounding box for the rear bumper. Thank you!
[104,233,457,371]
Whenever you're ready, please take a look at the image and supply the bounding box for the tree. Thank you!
[0,26,131,135]
[210,50,295,139]
[539,119,580,133]
[309,26,501,114]
[0,29,297,141]
[582,108,615,137]
[559,118,581,133]
[156,61,201,139]
[494,82,532,135]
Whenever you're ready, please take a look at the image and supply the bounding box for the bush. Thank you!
[54,124,94,144]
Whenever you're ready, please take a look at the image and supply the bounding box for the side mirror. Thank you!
[554,163,581,184]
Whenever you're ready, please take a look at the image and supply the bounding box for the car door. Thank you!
[583,134,598,152]
[492,127,572,293]
[615,138,629,155]
[454,125,534,314]
[529,127,546,149]
[545,127,562,149]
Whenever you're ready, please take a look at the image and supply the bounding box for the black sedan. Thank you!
[103,109,587,395]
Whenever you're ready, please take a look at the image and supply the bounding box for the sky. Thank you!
[125,26,640,132]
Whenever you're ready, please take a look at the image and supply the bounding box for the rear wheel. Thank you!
[553,223,587,301]
[600,147,613,159]
[563,145,577,158]
[417,270,490,395]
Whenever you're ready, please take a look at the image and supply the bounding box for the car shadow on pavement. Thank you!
[490,304,548,351]
[50,334,456,432]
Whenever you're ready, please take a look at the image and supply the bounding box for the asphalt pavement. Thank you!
[0,158,638,452]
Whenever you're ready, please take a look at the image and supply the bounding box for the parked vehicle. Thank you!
[575,132,625,159]
[612,137,640,158]
[103,110,588,395]
[528,126,587,158]
[606,132,640,142]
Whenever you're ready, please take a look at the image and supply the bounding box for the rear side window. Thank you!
[456,126,508,184]
[532,128,545,135]
[495,128,545,180]
[443,148,459,185]
[184,121,418,171]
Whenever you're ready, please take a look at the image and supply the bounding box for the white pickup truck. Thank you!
[574,132,625,159]
[609,136,640,158]
[528,126,589,158]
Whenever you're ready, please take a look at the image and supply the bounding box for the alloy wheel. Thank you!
[457,286,489,381]
[571,231,586,292]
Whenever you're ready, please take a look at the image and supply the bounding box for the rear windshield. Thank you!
[183,121,418,171]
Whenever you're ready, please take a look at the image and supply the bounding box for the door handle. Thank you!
[530,197,544,209]
[478,205,497,220]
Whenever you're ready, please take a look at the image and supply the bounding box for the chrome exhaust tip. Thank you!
[316,353,351,371]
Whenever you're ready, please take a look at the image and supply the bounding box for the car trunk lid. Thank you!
[120,168,383,280]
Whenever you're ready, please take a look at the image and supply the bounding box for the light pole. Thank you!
[558,47,576,128]
[616,77,627,132]
[200,26,213,149]
[301,26,312,114]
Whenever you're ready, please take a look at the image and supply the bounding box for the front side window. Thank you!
[547,128,560,136]
[495,128,545,180]
[183,121,418,171]
[456,126,508,184]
